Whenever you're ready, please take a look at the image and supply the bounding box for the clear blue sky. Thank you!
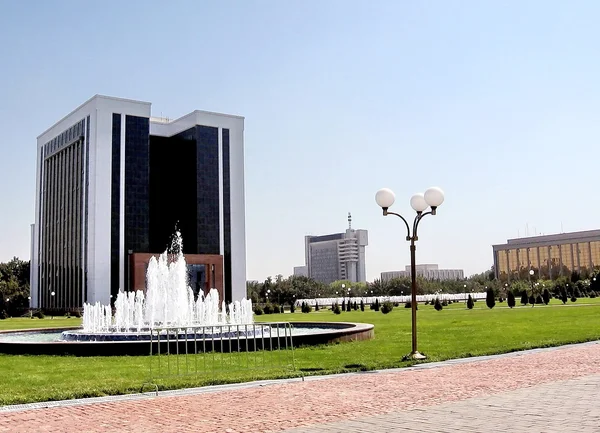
[1,0,599,282]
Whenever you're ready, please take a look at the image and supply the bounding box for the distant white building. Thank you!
[293,266,308,277]
[296,213,368,285]
[381,264,464,282]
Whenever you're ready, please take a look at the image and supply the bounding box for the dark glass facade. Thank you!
[110,114,121,296]
[222,128,232,302]
[124,115,150,294]
[38,119,86,310]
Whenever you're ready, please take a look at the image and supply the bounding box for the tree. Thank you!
[434,298,443,311]
[467,294,474,309]
[360,299,365,311]
[486,287,496,309]
[507,291,516,308]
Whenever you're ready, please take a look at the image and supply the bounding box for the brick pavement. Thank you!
[1,342,600,433]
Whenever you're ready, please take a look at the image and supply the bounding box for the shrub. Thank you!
[332,302,341,314]
[369,302,375,310]
[0,310,7,320]
[467,294,474,309]
[542,288,551,305]
[393,302,399,307]
[535,295,544,304]
[33,310,45,319]
[434,298,443,311]
[353,301,358,310]
[71,310,81,318]
[486,287,496,309]
[301,302,313,313]
[373,299,380,311]
[570,296,577,303]
[520,291,528,305]
[404,301,411,308]
[381,301,394,314]
[424,300,430,305]
[253,306,264,316]
[272,304,280,314]
[498,297,504,303]
[346,300,351,312]
[441,300,448,307]
[341,300,346,311]
[290,303,296,313]
[360,299,365,311]
[560,287,568,304]
[590,291,597,298]
[507,291,516,308]
[315,302,319,311]
[263,303,273,314]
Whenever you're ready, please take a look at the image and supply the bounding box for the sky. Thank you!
[0,0,599,282]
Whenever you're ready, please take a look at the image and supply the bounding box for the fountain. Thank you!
[62,232,254,341]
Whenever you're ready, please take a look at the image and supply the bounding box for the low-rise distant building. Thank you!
[381,264,464,282]
[293,266,308,277]
[492,229,600,281]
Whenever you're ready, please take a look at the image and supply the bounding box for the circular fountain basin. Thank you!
[0,322,374,356]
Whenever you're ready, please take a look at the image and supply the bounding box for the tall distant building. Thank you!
[298,213,368,285]
[30,95,246,310]
[293,266,308,277]
[381,264,464,282]
[492,229,600,282]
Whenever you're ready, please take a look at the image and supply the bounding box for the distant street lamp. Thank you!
[50,291,56,319]
[463,284,467,305]
[375,186,445,360]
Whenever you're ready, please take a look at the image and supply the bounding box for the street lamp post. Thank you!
[463,284,467,305]
[375,186,445,360]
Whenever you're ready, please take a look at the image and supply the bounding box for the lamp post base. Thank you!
[408,351,427,360]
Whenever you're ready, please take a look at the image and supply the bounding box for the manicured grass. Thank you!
[0,299,599,406]
[0,316,81,331]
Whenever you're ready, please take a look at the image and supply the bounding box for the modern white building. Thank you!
[298,214,368,285]
[381,264,464,282]
[31,95,246,310]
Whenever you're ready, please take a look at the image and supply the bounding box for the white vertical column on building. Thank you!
[229,122,247,302]
[30,223,36,307]
[31,141,43,308]
[119,114,126,292]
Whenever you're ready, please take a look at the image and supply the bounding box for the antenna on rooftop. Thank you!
[348,212,352,230]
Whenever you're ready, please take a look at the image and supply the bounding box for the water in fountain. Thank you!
[81,232,253,334]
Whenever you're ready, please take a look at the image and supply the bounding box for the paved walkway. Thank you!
[1,342,600,432]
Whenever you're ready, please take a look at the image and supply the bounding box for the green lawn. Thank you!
[0,299,599,406]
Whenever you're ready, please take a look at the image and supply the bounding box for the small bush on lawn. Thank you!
[301,302,313,313]
[353,301,358,310]
[332,303,341,314]
[542,288,551,305]
[404,301,411,308]
[253,306,264,315]
[341,300,346,311]
[507,291,516,308]
[315,302,319,311]
[521,291,528,305]
[424,300,430,305]
[570,296,577,303]
[369,302,375,310]
[272,304,280,314]
[360,299,365,311]
[33,310,45,319]
[486,287,496,309]
[290,303,296,313]
[528,295,535,305]
[561,287,568,304]
[441,300,448,307]
[467,294,474,309]
[373,299,380,311]
[346,301,351,312]
[535,295,544,304]
[263,303,273,314]
[381,301,394,314]
[434,298,443,311]
[590,292,597,298]
[71,310,81,318]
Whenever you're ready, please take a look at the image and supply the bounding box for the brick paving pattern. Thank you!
[1,342,599,432]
